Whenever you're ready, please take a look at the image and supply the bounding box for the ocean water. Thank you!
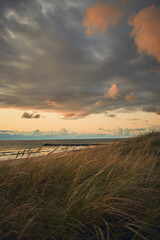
[0,138,119,161]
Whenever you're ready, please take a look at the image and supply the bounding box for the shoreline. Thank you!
[0,141,116,163]
[0,145,99,165]
[0,139,120,162]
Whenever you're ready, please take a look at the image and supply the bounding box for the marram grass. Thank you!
[0,132,160,240]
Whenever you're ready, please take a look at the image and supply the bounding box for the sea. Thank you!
[0,138,120,161]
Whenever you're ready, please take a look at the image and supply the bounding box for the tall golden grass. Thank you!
[0,132,159,240]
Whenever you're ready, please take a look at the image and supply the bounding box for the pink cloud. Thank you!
[83,3,122,35]
[129,5,160,62]
[105,84,119,99]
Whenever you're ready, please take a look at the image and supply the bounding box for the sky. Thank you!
[0,0,160,139]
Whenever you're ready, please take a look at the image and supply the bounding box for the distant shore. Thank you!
[0,144,98,164]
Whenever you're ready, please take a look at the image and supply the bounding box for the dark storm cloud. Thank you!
[21,112,41,119]
[0,0,159,118]
[107,114,116,118]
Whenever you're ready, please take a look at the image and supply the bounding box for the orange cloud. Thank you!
[105,84,119,99]
[62,111,88,119]
[83,3,122,34]
[126,92,136,102]
[129,5,160,62]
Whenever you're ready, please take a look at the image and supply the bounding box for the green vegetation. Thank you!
[0,132,160,240]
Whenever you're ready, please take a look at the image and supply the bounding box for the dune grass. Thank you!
[0,132,160,240]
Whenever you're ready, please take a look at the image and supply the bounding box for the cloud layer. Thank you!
[0,0,159,118]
